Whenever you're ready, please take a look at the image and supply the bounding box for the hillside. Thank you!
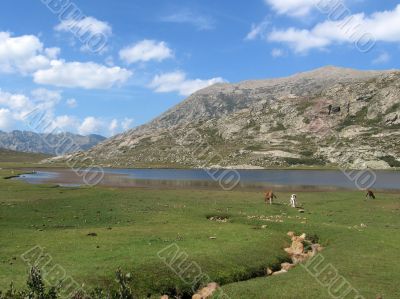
[0,131,106,155]
[49,66,400,169]
[0,148,51,163]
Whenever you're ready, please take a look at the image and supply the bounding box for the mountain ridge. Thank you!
[49,66,400,169]
[0,131,106,155]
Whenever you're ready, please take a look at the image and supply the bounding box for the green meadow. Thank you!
[0,166,399,298]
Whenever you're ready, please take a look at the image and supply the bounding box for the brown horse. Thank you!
[264,190,277,205]
[365,189,376,199]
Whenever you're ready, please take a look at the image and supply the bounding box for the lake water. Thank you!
[15,168,400,191]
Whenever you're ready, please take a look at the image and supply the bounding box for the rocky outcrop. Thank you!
[267,232,323,276]
[49,66,400,169]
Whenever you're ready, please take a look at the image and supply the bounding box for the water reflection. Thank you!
[15,168,400,191]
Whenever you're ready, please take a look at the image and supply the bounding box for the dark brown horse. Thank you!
[365,189,376,199]
[264,190,277,205]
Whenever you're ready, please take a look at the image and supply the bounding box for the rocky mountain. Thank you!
[50,66,400,169]
[0,131,106,155]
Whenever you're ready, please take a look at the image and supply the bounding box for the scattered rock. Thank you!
[192,282,219,299]
[208,216,228,223]
[272,269,287,276]
[209,236,216,240]
[281,262,295,271]
[284,232,324,266]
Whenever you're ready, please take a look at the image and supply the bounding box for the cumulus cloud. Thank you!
[149,71,226,96]
[33,60,132,89]
[31,88,62,106]
[108,118,134,135]
[264,0,319,17]
[78,116,103,135]
[0,32,59,74]
[121,118,134,131]
[51,115,80,131]
[55,16,112,36]
[0,88,131,136]
[268,5,400,53]
[161,10,215,30]
[0,88,62,130]
[79,116,132,136]
[0,108,14,131]
[119,40,173,64]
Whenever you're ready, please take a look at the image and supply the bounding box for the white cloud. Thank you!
[79,116,131,136]
[78,116,104,135]
[0,91,31,111]
[264,0,318,17]
[0,32,59,74]
[51,115,79,131]
[149,71,226,96]
[0,108,14,131]
[109,119,118,135]
[246,19,270,40]
[0,88,130,136]
[33,60,132,89]
[372,52,390,64]
[66,98,77,108]
[0,88,62,125]
[55,16,112,36]
[271,48,285,57]
[119,40,173,64]
[161,11,215,30]
[268,5,400,53]
[31,88,62,105]
[121,118,134,131]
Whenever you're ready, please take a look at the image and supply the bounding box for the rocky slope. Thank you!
[49,66,400,169]
[0,131,106,155]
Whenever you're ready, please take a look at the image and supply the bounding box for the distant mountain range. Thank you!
[50,66,400,169]
[0,131,106,155]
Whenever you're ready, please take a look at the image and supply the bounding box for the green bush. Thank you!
[380,155,400,167]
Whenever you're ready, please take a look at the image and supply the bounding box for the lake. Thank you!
[15,168,400,191]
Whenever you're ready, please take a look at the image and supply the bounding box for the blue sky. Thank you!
[0,0,399,136]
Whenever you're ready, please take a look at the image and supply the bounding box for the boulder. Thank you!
[272,269,287,276]
[193,282,219,299]
[291,240,304,255]
[281,262,295,271]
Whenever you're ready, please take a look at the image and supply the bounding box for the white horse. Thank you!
[290,194,297,208]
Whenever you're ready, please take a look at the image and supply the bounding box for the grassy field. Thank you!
[0,167,399,298]
[0,149,51,169]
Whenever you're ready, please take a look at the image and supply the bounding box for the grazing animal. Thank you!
[290,194,297,208]
[365,189,376,199]
[264,190,277,205]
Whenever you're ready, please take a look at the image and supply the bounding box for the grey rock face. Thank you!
[49,66,400,169]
